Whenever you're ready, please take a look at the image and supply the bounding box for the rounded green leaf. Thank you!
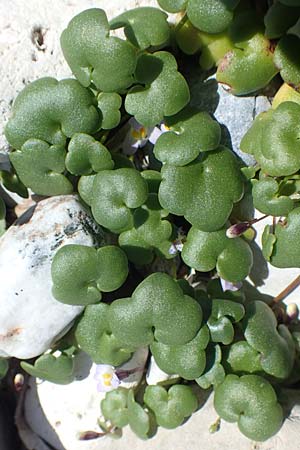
[21,353,74,384]
[52,244,128,306]
[241,102,300,176]
[268,207,300,267]
[154,107,221,166]
[242,301,295,379]
[10,139,72,196]
[150,325,209,380]
[101,388,129,428]
[110,8,170,50]
[251,177,294,217]
[207,299,245,345]
[182,226,253,282]
[91,168,148,233]
[158,146,244,231]
[75,303,134,365]
[144,384,198,429]
[125,51,190,127]
[187,0,239,34]
[119,193,174,265]
[217,30,278,95]
[214,374,283,441]
[97,93,122,130]
[5,77,101,149]
[61,9,137,92]
[222,341,262,375]
[108,272,202,347]
[66,133,114,175]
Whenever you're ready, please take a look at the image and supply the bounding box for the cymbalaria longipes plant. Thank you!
[2,0,300,444]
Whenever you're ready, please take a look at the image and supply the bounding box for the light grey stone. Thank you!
[0,195,104,359]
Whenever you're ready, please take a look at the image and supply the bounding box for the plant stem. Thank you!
[271,275,300,305]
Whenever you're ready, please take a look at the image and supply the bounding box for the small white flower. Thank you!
[122,119,173,155]
[122,118,154,155]
[94,364,120,393]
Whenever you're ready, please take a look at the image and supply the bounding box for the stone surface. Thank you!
[0,195,104,359]
[23,365,300,450]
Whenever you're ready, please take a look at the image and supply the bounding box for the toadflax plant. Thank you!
[2,1,300,445]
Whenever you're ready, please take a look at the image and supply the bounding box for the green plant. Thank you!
[2,1,300,445]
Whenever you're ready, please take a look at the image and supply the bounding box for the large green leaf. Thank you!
[61,9,137,92]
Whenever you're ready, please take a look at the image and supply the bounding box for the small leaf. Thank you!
[154,107,221,166]
[51,244,128,306]
[251,177,293,216]
[110,8,170,50]
[144,384,198,429]
[214,374,283,441]
[75,303,134,366]
[187,0,239,34]
[10,140,72,196]
[182,226,253,282]
[66,133,114,175]
[21,353,74,384]
[269,207,300,267]
[5,77,101,149]
[101,388,129,428]
[61,9,137,92]
[125,51,190,127]
[207,299,245,345]
[91,168,148,234]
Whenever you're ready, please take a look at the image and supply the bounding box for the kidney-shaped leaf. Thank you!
[144,384,198,429]
[66,133,114,175]
[187,0,240,34]
[5,77,101,150]
[182,226,253,282]
[110,7,170,50]
[251,177,294,217]
[21,353,74,384]
[51,244,128,305]
[61,9,137,92]
[266,207,300,268]
[242,301,295,379]
[214,374,283,441]
[10,139,72,196]
[119,193,174,265]
[158,146,244,231]
[75,303,134,366]
[154,107,221,166]
[150,325,209,380]
[108,272,202,347]
[125,51,190,127]
[91,168,148,234]
[240,102,300,176]
[207,299,245,345]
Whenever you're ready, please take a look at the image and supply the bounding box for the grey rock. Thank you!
[0,195,105,359]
